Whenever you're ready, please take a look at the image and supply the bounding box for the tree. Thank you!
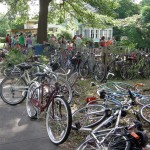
[37,0,52,43]
[141,6,150,23]
[0,14,9,37]
[1,0,116,43]
[140,0,150,6]
[114,0,140,19]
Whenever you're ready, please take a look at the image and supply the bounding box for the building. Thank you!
[76,26,113,42]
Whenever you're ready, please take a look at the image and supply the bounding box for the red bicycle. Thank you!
[26,72,72,144]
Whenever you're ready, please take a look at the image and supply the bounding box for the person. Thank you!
[106,37,112,47]
[112,36,117,45]
[11,35,16,48]
[59,35,67,51]
[67,41,73,51]
[100,36,106,47]
[32,34,37,46]
[75,35,82,50]
[5,34,10,49]
[19,32,25,49]
[26,35,32,48]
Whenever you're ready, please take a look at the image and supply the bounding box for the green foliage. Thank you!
[141,6,150,23]
[114,0,140,19]
[140,0,150,6]
[40,55,49,64]
[57,30,72,41]
[0,14,10,37]
[0,37,5,43]
[3,49,34,68]
[3,49,26,67]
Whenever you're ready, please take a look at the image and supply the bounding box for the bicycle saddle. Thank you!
[33,72,47,77]
[17,63,32,70]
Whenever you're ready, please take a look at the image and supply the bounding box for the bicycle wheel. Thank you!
[142,63,150,79]
[77,136,103,150]
[72,104,106,129]
[0,76,27,105]
[26,81,40,119]
[94,62,106,82]
[80,62,89,78]
[68,72,79,87]
[140,104,150,123]
[46,96,72,144]
[58,76,73,104]
[120,65,134,80]
[135,95,150,105]
[108,135,131,150]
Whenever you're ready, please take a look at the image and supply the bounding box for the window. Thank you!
[100,30,103,39]
[76,30,79,35]
[104,30,107,39]
[91,30,94,38]
[84,29,89,38]
[108,30,112,39]
[96,30,99,38]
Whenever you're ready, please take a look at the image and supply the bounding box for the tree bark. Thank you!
[37,0,52,44]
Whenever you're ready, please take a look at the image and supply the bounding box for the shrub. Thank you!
[0,37,5,43]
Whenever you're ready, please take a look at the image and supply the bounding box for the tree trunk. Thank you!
[37,0,52,44]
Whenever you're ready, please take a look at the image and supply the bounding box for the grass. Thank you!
[59,77,150,149]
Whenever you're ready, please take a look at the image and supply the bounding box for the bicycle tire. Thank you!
[72,104,106,129]
[108,135,131,150]
[135,95,150,106]
[79,62,89,78]
[26,81,40,119]
[77,136,104,150]
[68,72,79,87]
[120,65,134,80]
[0,76,27,105]
[142,63,150,79]
[94,62,106,82]
[57,76,73,104]
[46,96,72,144]
[140,104,150,123]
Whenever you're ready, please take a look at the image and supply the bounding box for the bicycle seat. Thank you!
[33,72,47,77]
[17,63,32,70]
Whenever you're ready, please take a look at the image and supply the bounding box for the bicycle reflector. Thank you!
[130,132,140,140]
[86,96,96,104]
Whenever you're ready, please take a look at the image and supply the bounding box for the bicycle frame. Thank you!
[31,83,59,113]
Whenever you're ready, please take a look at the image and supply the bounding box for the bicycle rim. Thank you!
[26,82,40,118]
[80,62,89,77]
[77,135,108,150]
[108,135,131,150]
[0,76,27,105]
[72,104,106,129]
[68,72,78,87]
[94,63,106,82]
[58,76,73,104]
[46,97,72,144]
[136,95,150,106]
[140,104,150,123]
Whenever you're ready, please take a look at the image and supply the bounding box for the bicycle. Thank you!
[0,62,73,104]
[120,52,150,79]
[76,97,148,150]
[26,72,72,144]
[140,104,150,124]
[80,52,105,82]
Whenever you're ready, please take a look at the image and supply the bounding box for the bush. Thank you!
[2,49,34,70]
[0,37,5,43]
